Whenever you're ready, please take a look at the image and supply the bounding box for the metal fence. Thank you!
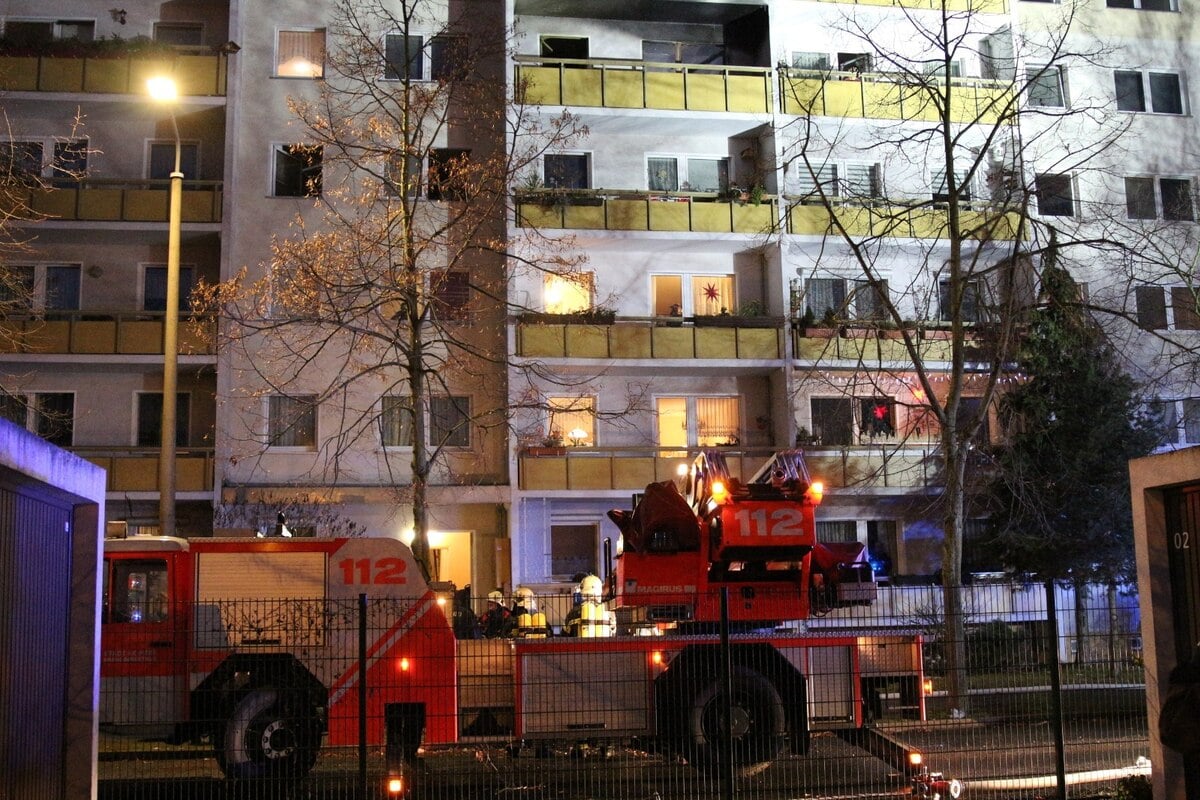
[97,582,1151,800]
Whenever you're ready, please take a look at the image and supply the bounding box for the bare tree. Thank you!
[779,0,1130,710]
[200,0,588,577]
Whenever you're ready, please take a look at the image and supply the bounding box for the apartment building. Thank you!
[1,0,1193,596]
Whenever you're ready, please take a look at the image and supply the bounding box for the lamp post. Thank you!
[148,76,182,537]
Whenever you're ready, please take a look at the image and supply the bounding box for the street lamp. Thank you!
[148,76,182,537]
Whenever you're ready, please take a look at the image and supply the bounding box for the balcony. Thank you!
[517,315,782,360]
[73,447,215,493]
[780,70,1011,125]
[5,179,223,224]
[794,327,954,361]
[0,51,227,96]
[810,0,1007,11]
[515,56,772,114]
[516,445,942,492]
[787,200,1022,241]
[516,190,778,234]
[0,312,216,356]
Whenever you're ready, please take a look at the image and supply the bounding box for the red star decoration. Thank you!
[872,403,888,420]
[703,283,720,301]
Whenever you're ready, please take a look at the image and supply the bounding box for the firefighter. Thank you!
[513,585,548,638]
[563,574,608,636]
[479,589,513,638]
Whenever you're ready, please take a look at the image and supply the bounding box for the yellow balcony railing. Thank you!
[0,51,228,95]
[780,70,1012,125]
[515,56,773,113]
[74,447,216,493]
[4,178,223,224]
[516,190,778,234]
[517,316,782,360]
[0,312,216,356]
[810,0,1006,10]
[788,200,1023,240]
[519,447,772,492]
[793,327,965,362]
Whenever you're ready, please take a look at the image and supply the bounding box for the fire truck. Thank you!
[100,450,947,792]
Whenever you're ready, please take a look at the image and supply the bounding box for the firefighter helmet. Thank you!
[578,574,603,603]
[514,585,537,612]
[487,589,504,605]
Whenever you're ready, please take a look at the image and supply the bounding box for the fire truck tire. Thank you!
[217,688,321,781]
[686,667,786,778]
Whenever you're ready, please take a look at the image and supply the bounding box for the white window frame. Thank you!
[1025,64,1067,108]
[1136,285,1200,331]
[153,22,204,46]
[2,136,88,182]
[655,395,741,448]
[1114,69,1186,114]
[1106,0,1177,11]
[140,262,197,313]
[543,152,592,190]
[134,390,192,447]
[266,394,318,450]
[381,33,464,82]
[274,28,325,78]
[1124,176,1195,221]
[650,273,737,318]
[3,262,83,313]
[1034,172,1076,217]
[793,160,882,203]
[271,143,323,198]
[379,394,414,449]
[547,396,596,447]
[646,154,729,193]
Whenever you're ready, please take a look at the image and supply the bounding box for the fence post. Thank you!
[719,587,734,800]
[359,592,368,794]
[1044,580,1067,800]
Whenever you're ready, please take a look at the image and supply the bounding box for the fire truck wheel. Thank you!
[218,688,321,781]
[686,667,786,778]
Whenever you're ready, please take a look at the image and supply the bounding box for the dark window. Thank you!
[107,559,169,624]
[427,148,470,201]
[541,36,588,60]
[838,52,871,73]
[149,142,199,181]
[1172,287,1200,330]
[1125,177,1157,219]
[1150,73,1184,114]
[545,154,589,190]
[805,278,847,320]
[274,144,322,197]
[811,397,854,446]
[867,520,898,578]
[1136,286,1168,330]
[384,152,422,197]
[52,140,87,185]
[2,141,43,183]
[956,396,989,443]
[1116,70,1184,114]
[853,280,888,320]
[1114,70,1146,111]
[154,22,204,46]
[429,395,469,447]
[432,270,470,320]
[144,266,196,312]
[0,393,26,426]
[384,34,423,80]
[430,35,468,81]
[379,395,413,447]
[44,265,80,311]
[268,395,317,447]
[0,265,34,311]
[1185,399,1200,444]
[550,524,596,578]
[1148,399,1179,446]
[1035,173,1074,216]
[33,392,73,446]
[136,392,190,447]
[860,398,896,438]
[1161,178,1194,221]
[939,278,982,322]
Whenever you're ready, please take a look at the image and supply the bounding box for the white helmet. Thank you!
[578,574,603,602]
[514,585,537,610]
[487,589,504,604]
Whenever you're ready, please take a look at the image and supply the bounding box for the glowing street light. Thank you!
[148,76,183,537]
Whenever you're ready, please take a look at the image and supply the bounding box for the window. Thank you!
[545,153,589,190]
[932,168,973,202]
[541,36,588,60]
[154,23,203,46]
[3,20,94,45]
[1035,173,1074,217]
[1125,177,1194,221]
[149,142,200,181]
[2,263,80,313]
[143,265,196,313]
[2,139,88,185]
[860,397,896,438]
[275,29,325,78]
[136,392,190,447]
[431,269,470,320]
[0,393,25,427]
[33,392,74,446]
[803,278,888,321]
[273,144,322,197]
[656,396,740,447]
[693,275,735,316]
[816,520,858,543]
[1107,0,1175,11]
[0,265,35,311]
[107,559,169,624]
[939,278,982,322]
[384,34,467,81]
[1149,399,1180,446]
[838,52,872,74]
[1115,70,1184,114]
[379,395,413,447]
[427,148,470,201]
[647,156,728,193]
[795,162,881,202]
[1026,65,1066,108]
[548,396,595,447]
[1184,399,1200,444]
[267,395,317,448]
[44,265,80,312]
[651,274,742,318]
[791,52,831,72]
[429,396,470,447]
[811,397,854,445]
[544,273,594,314]
[1136,286,1200,330]
[384,152,422,197]
[956,396,990,443]
[550,524,597,578]
[867,520,899,578]
[642,40,725,66]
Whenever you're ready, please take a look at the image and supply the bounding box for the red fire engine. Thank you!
[100,450,943,791]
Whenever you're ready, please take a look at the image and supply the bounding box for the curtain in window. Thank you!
[548,397,595,446]
[843,163,880,199]
[852,279,887,319]
[648,157,678,192]
[686,158,728,193]
[268,395,316,447]
[816,520,858,543]
[696,397,738,446]
[804,278,846,320]
[276,30,325,77]
[430,396,469,447]
[380,396,414,447]
[794,162,837,201]
[692,275,734,316]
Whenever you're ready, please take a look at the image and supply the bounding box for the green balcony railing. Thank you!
[5,178,223,224]
[517,316,783,360]
[787,200,1023,240]
[515,56,772,113]
[516,190,778,234]
[780,69,1012,124]
[0,51,227,95]
[0,312,216,356]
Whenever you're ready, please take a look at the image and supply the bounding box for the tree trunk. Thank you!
[940,436,969,715]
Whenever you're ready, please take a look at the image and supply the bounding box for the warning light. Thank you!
[710,480,728,504]
[387,776,405,795]
[807,481,825,505]
[923,678,934,696]
[398,658,411,672]
[650,651,664,666]
[908,751,924,768]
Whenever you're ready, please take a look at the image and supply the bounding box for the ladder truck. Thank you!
[100,450,956,796]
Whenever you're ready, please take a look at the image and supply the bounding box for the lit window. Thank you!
[544,273,593,314]
[655,396,739,447]
[693,275,735,317]
[275,29,325,78]
[268,395,317,448]
[647,156,728,193]
[379,395,413,447]
[548,397,595,447]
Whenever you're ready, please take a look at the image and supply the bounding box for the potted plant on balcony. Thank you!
[526,431,567,457]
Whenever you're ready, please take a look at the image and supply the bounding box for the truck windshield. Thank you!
[106,559,169,624]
